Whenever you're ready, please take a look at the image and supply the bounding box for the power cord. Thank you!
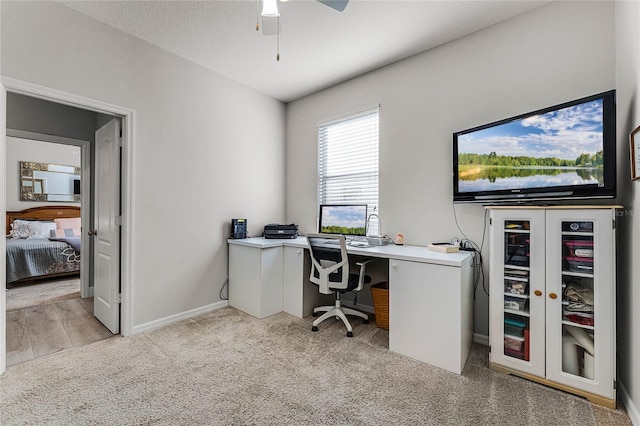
[451,204,490,297]
[219,276,229,300]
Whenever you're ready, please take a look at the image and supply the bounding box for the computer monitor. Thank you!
[318,204,368,237]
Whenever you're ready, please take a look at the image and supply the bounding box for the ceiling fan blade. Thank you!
[261,16,281,36]
[316,0,349,12]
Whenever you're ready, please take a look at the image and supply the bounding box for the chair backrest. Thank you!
[306,233,350,294]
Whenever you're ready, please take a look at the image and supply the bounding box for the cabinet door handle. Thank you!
[296,250,302,255]
[549,292,558,300]
[534,290,542,297]
[391,262,397,269]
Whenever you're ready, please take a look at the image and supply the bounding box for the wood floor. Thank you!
[6,297,114,368]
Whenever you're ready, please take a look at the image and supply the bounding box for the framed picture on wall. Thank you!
[631,125,640,181]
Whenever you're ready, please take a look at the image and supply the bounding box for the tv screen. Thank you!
[318,204,368,236]
[453,90,616,203]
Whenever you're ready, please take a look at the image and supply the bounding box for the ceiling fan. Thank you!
[256,0,350,60]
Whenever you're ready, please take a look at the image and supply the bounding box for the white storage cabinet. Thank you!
[488,206,617,408]
[228,243,283,319]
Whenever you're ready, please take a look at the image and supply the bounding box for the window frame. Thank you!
[317,106,380,235]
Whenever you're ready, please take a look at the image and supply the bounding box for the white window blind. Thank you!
[318,107,379,234]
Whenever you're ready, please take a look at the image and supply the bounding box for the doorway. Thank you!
[1,77,134,374]
[4,133,109,368]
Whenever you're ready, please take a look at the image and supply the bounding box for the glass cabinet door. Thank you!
[559,220,595,379]
[546,208,614,400]
[490,209,545,378]
[502,220,531,361]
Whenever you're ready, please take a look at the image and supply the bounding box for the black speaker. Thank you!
[231,219,247,239]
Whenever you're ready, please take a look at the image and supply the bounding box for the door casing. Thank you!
[0,76,135,374]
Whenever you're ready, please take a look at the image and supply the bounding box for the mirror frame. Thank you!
[20,161,81,202]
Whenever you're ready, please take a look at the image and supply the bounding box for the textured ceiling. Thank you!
[59,0,549,103]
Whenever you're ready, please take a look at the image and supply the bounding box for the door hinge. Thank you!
[115,293,122,304]
[116,136,123,148]
[612,218,616,230]
[116,216,123,226]
[614,379,617,389]
[489,218,492,226]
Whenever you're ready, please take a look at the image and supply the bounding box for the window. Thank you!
[317,107,379,235]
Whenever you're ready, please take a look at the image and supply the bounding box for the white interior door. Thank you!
[93,119,121,334]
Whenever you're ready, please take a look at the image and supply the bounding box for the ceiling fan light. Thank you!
[261,0,279,17]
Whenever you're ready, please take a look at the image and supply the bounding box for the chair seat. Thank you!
[312,274,371,293]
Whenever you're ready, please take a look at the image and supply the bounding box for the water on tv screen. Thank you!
[454,91,615,202]
[319,204,367,236]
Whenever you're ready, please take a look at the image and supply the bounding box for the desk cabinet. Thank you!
[283,246,323,318]
[229,243,283,319]
[228,237,474,374]
[488,207,616,408]
[389,259,473,375]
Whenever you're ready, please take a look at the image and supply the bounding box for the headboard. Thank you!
[6,206,81,236]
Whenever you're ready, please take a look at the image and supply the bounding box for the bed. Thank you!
[6,206,82,285]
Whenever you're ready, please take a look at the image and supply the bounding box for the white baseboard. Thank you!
[618,380,640,426]
[473,333,489,346]
[131,300,229,335]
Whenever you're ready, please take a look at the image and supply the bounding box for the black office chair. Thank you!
[306,233,372,337]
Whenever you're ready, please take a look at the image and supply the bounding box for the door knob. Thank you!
[549,292,558,300]
[88,230,98,236]
[534,290,542,297]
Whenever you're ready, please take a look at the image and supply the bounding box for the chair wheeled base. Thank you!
[311,296,369,337]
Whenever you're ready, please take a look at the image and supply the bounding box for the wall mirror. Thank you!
[20,161,81,202]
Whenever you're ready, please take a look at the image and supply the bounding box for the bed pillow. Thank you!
[10,220,57,239]
[51,228,81,238]
[54,218,82,237]
[10,220,32,239]
[26,221,57,239]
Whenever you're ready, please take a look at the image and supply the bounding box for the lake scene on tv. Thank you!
[457,99,604,193]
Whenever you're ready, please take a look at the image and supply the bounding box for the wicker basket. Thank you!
[370,281,389,330]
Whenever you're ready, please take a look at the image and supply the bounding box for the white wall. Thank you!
[615,1,640,422]
[1,1,286,327]
[286,1,616,338]
[5,137,81,211]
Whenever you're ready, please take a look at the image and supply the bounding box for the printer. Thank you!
[263,224,299,239]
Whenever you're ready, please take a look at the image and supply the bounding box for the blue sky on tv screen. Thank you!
[459,99,603,161]
[323,206,367,228]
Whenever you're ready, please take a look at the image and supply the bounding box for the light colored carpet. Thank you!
[0,307,604,425]
[6,278,80,311]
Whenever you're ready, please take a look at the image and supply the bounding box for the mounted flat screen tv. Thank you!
[453,90,616,203]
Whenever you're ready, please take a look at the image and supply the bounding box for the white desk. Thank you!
[228,237,474,374]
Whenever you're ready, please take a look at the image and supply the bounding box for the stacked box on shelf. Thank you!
[565,257,594,273]
[564,240,594,258]
[504,316,526,336]
[504,278,527,295]
[504,316,527,360]
[504,295,527,311]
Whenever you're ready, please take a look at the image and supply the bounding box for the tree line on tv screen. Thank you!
[458,166,603,182]
[321,226,366,236]
[458,151,604,168]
